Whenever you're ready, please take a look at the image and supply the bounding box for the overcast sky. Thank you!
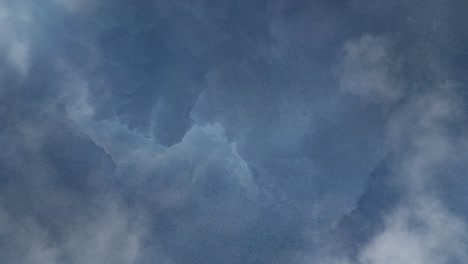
[1,0,468,263]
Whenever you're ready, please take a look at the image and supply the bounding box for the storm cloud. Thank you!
[1,0,468,263]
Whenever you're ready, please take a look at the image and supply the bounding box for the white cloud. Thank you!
[1,203,150,264]
[310,48,468,263]
[8,39,29,77]
[359,198,468,264]
[52,0,97,14]
[386,84,465,191]
[0,1,31,78]
[336,34,402,102]
[358,84,468,264]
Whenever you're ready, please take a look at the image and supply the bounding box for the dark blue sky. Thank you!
[1,0,468,263]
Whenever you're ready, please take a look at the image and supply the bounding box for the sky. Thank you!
[1,0,468,263]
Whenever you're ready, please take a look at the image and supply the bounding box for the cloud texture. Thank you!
[1,0,468,263]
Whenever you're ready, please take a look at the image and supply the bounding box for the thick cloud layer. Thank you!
[1,0,468,263]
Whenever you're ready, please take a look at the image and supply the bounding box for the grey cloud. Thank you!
[2,0,468,264]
